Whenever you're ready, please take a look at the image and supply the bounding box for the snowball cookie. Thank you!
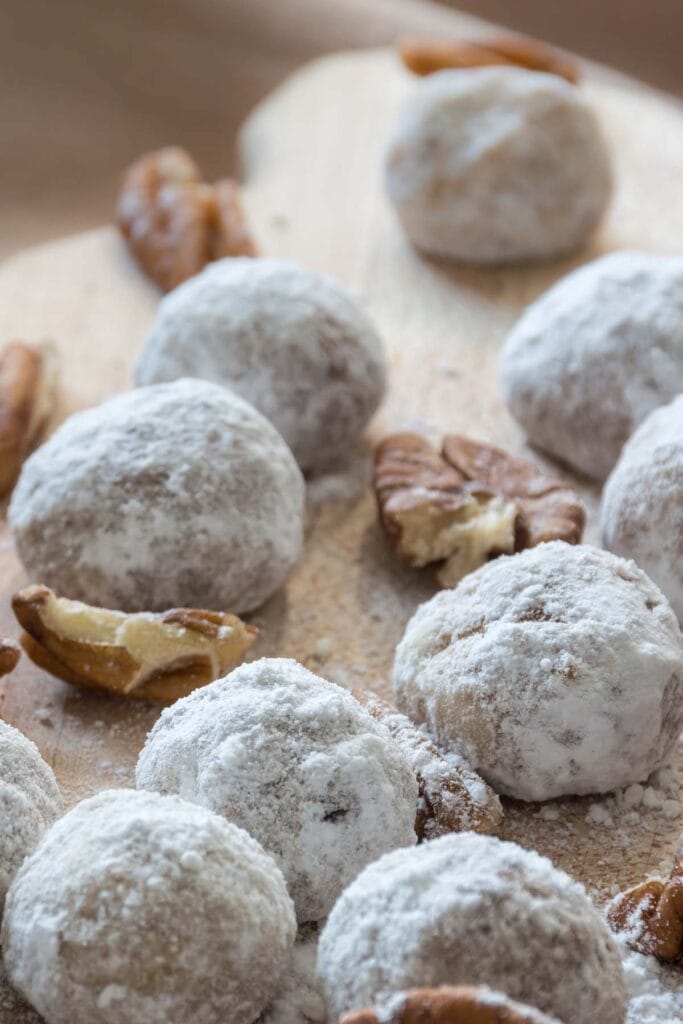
[0,720,61,912]
[393,542,683,801]
[384,67,611,265]
[602,395,683,622]
[136,657,418,922]
[2,788,296,1024]
[501,251,683,480]
[135,258,387,474]
[318,832,627,1024]
[9,378,304,613]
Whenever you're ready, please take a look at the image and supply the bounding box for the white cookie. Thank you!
[501,251,683,480]
[2,789,295,1024]
[0,720,61,911]
[137,657,418,922]
[393,542,683,800]
[318,833,626,1024]
[10,378,305,613]
[602,394,683,621]
[385,67,611,264]
[136,258,386,474]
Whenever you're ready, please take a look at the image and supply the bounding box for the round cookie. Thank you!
[2,789,296,1024]
[136,657,418,922]
[135,257,387,474]
[500,251,683,480]
[393,541,683,801]
[317,833,627,1024]
[0,720,61,911]
[602,395,683,621]
[9,378,305,613]
[384,66,611,264]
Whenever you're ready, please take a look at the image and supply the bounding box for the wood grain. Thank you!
[1,46,683,1019]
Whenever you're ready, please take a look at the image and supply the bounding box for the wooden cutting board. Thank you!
[1,52,683,1012]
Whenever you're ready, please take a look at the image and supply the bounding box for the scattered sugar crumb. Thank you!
[614,931,683,1023]
[583,755,683,830]
[33,707,54,727]
[536,805,560,822]
[586,803,614,827]
[309,637,333,664]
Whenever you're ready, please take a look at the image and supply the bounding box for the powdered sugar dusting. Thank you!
[318,832,627,1024]
[136,258,386,475]
[0,719,62,912]
[9,378,305,613]
[137,658,418,923]
[385,67,611,264]
[616,932,683,1023]
[362,693,502,836]
[602,393,683,621]
[584,756,683,831]
[502,252,683,480]
[2,789,296,1024]
[394,542,683,800]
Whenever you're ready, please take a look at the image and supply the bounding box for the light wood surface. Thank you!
[2,46,683,1020]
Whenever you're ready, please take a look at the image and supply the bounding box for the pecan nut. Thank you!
[441,435,585,552]
[607,852,683,961]
[374,433,584,587]
[117,146,257,291]
[12,584,258,704]
[0,638,20,677]
[339,986,561,1023]
[357,691,502,839]
[374,433,517,586]
[398,34,579,84]
[0,340,58,496]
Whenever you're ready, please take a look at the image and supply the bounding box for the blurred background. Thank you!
[3,0,681,258]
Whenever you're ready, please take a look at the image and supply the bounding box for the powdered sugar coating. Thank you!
[136,658,418,922]
[393,542,683,800]
[135,258,387,474]
[2,788,296,1024]
[602,395,683,622]
[9,378,305,613]
[384,67,611,264]
[0,720,61,912]
[318,832,626,1023]
[501,251,683,480]
[615,929,683,1023]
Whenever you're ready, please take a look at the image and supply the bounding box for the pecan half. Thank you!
[340,986,561,1024]
[116,146,257,291]
[357,691,502,839]
[12,584,258,704]
[442,436,585,552]
[374,433,584,587]
[398,34,579,84]
[607,853,683,961]
[0,340,58,497]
